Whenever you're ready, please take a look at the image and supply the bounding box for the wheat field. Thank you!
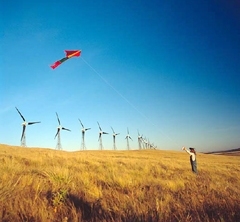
[0,144,239,222]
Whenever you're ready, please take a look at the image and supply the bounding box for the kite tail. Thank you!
[50,57,69,69]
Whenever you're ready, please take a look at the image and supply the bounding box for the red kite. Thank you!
[51,50,81,69]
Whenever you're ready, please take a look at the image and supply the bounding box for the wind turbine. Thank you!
[147,138,151,149]
[78,119,91,150]
[111,127,120,150]
[125,128,133,150]
[15,107,40,147]
[97,122,108,150]
[54,112,70,150]
[144,137,148,149]
[137,130,143,150]
[142,136,148,149]
[151,142,157,150]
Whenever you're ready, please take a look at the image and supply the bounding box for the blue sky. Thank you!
[1,0,240,152]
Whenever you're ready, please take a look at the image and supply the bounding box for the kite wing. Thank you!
[51,50,81,69]
[65,50,81,58]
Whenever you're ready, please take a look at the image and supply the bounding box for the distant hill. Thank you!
[205,148,240,156]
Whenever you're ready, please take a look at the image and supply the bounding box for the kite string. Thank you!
[81,57,146,117]
[81,56,179,147]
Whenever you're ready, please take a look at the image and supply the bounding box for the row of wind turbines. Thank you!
[15,107,157,150]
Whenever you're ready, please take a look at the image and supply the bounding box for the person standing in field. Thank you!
[182,147,197,174]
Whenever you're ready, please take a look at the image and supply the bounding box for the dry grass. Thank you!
[0,144,239,222]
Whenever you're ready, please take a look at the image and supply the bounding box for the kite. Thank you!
[50,50,81,69]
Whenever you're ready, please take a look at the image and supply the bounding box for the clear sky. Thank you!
[1,0,240,152]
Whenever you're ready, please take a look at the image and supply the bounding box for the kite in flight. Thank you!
[51,50,81,69]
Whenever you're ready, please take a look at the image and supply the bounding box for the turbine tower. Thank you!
[97,122,108,150]
[78,119,91,150]
[15,107,40,147]
[125,128,133,150]
[111,127,120,150]
[54,112,70,150]
[137,130,143,150]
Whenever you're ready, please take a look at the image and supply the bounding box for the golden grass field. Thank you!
[0,144,239,222]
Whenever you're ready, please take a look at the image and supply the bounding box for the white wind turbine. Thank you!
[137,130,143,150]
[54,112,70,150]
[111,127,120,150]
[97,122,108,150]
[143,137,148,149]
[125,128,133,150]
[15,107,40,147]
[78,119,91,150]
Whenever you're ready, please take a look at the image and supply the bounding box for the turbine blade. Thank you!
[15,107,25,121]
[97,122,102,131]
[62,127,71,131]
[56,112,60,125]
[28,121,41,125]
[103,132,108,134]
[78,119,84,128]
[21,125,26,141]
[86,128,91,131]
[111,127,115,134]
[54,128,60,139]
